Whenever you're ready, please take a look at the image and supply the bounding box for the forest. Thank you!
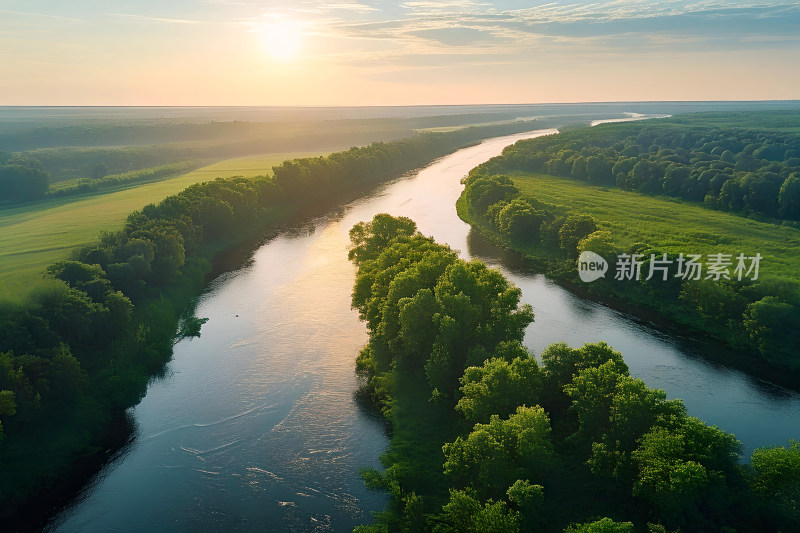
[348,213,799,532]
[476,111,800,221]
[0,122,538,519]
[458,113,800,375]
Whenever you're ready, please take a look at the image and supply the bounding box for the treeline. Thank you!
[349,214,799,532]
[0,151,50,203]
[0,122,541,519]
[460,172,800,372]
[478,114,800,222]
[271,123,539,196]
[1,118,540,194]
[0,113,528,152]
[47,161,203,198]
[0,174,284,513]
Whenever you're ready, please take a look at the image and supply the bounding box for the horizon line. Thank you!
[2,99,800,109]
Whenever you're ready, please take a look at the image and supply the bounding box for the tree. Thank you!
[661,165,690,196]
[577,230,617,263]
[425,260,533,393]
[541,341,628,392]
[174,315,210,345]
[571,156,588,180]
[558,214,599,258]
[91,162,109,180]
[434,489,520,533]
[45,345,87,404]
[465,175,519,215]
[612,157,636,188]
[587,377,686,481]
[632,417,741,528]
[0,389,16,438]
[743,296,800,368]
[741,174,779,216]
[506,479,544,530]
[749,440,800,526]
[586,156,615,186]
[496,199,548,243]
[778,174,800,220]
[443,406,554,499]
[564,517,635,533]
[564,360,628,444]
[629,160,665,194]
[456,349,541,423]
[348,213,418,264]
[0,163,50,202]
[718,179,744,211]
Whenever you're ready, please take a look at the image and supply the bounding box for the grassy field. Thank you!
[511,172,800,286]
[0,152,315,301]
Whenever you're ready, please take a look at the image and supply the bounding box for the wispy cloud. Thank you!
[113,13,207,25]
[0,9,86,23]
[326,2,379,13]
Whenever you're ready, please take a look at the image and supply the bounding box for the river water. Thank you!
[51,129,800,532]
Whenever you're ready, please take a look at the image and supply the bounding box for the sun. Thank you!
[258,19,304,62]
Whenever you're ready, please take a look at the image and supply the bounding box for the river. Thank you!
[50,129,800,532]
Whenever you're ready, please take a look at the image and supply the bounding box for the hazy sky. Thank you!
[1,1,799,105]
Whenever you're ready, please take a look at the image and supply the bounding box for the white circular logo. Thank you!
[578,251,608,282]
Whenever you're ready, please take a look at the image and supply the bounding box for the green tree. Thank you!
[456,348,541,423]
[496,199,548,243]
[541,341,628,393]
[558,214,599,258]
[443,406,554,499]
[742,296,799,368]
[749,440,800,525]
[778,174,800,220]
[434,489,520,533]
[564,517,635,533]
[348,213,418,264]
[577,230,617,263]
[0,163,50,202]
[506,479,544,530]
[629,160,665,194]
[586,156,615,186]
[564,360,628,444]
[632,417,741,528]
[0,389,16,437]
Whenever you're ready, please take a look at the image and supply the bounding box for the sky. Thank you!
[1,0,799,106]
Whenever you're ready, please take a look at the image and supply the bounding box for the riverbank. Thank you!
[455,194,800,392]
[1,122,552,526]
[348,214,798,532]
[38,126,800,531]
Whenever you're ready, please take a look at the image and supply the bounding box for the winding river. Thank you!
[50,129,800,532]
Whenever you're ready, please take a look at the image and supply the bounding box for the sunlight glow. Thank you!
[259,19,304,62]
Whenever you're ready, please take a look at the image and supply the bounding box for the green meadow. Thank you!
[0,152,314,301]
[510,172,800,286]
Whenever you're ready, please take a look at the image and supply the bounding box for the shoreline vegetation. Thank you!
[0,152,321,301]
[348,213,799,532]
[0,120,545,527]
[455,112,800,385]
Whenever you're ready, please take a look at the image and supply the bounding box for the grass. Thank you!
[511,172,800,286]
[0,152,317,301]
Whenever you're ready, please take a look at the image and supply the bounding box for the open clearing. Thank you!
[0,152,315,300]
[512,172,800,286]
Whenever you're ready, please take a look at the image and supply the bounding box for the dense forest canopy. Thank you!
[477,112,800,221]
[348,214,799,533]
